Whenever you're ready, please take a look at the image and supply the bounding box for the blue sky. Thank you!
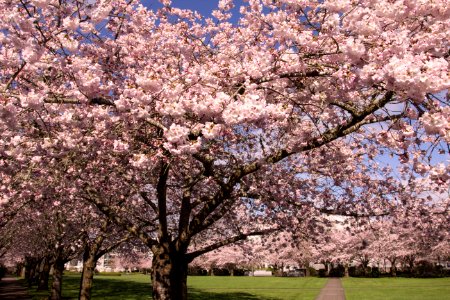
[141,0,245,18]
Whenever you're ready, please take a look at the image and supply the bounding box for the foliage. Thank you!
[308,267,318,277]
[211,268,231,276]
[188,266,208,276]
[370,267,381,278]
[318,269,327,278]
[329,265,345,277]
[413,261,446,278]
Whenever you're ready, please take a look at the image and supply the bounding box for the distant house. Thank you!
[66,253,126,273]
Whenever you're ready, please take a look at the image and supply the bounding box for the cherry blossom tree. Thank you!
[78,217,132,300]
[1,0,449,299]
[0,160,131,300]
[4,200,85,299]
[316,177,450,277]
[192,243,254,275]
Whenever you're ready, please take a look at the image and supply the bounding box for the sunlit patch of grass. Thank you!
[342,277,450,300]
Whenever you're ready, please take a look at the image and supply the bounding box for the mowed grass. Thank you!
[188,276,327,300]
[26,274,450,300]
[25,273,327,300]
[26,273,152,300]
[342,277,450,300]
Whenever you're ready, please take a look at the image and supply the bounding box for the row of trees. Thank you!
[1,0,449,299]
[193,189,450,278]
[0,196,138,299]
[316,204,450,277]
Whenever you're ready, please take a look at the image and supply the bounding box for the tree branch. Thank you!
[255,70,329,85]
[319,208,390,218]
[156,162,170,241]
[237,91,396,178]
[139,191,158,214]
[186,228,277,261]
[145,118,167,132]
[177,187,192,246]
[329,100,359,117]
[95,233,132,260]
[192,153,215,177]
[3,62,27,92]
[43,94,116,106]
[187,183,234,238]
[83,188,156,247]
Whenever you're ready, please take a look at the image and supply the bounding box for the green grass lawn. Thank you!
[24,274,327,300]
[342,277,450,300]
[25,274,450,300]
[188,276,327,300]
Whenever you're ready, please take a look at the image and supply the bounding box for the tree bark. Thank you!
[361,259,369,276]
[407,256,415,273]
[79,247,98,300]
[304,260,311,277]
[25,257,39,287]
[24,258,32,283]
[37,257,51,291]
[389,258,397,277]
[391,265,397,277]
[50,259,65,300]
[151,246,188,300]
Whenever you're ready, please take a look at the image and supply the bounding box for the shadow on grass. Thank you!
[189,289,278,300]
[21,275,152,300]
[91,277,276,300]
[23,275,277,300]
[50,275,153,300]
[0,277,32,300]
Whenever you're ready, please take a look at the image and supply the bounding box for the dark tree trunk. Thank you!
[151,246,188,300]
[18,263,25,277]
[24,258,32,283]
[344,263,349,277]
[25,257,39,287]
[37,257,51,291]
[79,247,98,300]
[51,259,65,300]
[391,265,397,277]
[361,259,369,276]
[325,262,330,276]
[33,259,42,285]
[407,256,415,273]
[301,260,311,277]
[389,258,397,277]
